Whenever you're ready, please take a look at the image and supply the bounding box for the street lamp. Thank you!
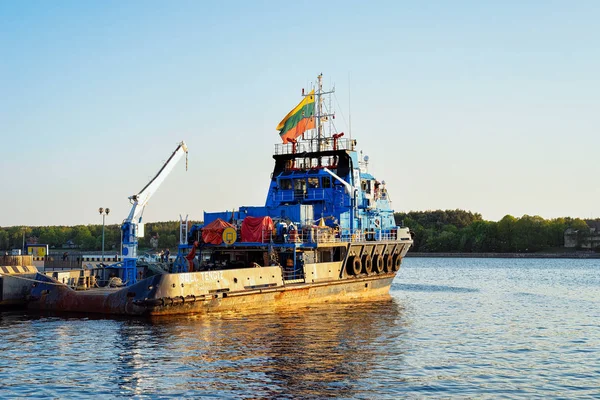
[22,227,26,254]
[99,207,110,263]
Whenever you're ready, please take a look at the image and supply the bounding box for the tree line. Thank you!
[0,221,199,253]
[394,210,593,253]
[0,210,594,253]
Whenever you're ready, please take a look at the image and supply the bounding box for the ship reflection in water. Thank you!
[113,298,408,398]
[0,297,408,398]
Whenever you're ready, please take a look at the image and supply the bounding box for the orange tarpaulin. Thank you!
[202,218,235,245]
[241,216,274,243]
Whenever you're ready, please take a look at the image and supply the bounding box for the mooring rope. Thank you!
[0,273,128,288]
[0,273,68,286]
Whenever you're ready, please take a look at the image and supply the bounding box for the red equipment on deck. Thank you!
[202,218,235,245]
[241,216,274,243]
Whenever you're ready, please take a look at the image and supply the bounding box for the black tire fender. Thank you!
[347,256,362,276]
[393,254,402,272]
[362,254,373,274]
[373,254,384,273]
[384,254,393,272]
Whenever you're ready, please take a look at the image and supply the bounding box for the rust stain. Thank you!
[27,265,400,317]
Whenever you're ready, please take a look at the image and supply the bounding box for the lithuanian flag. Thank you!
[277,90,316,143]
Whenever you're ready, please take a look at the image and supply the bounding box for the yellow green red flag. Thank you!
[277,90,316,143]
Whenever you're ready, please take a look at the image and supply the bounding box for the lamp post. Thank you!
[99,207,110,263]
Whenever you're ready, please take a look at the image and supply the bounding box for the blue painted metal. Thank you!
[188,144,401,248]
[119,221,138,285]
[172,253,189,273]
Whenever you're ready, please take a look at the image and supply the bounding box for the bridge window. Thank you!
[308,177,319,188]
[294,178,306,191]
[280,179,292,190]
[322,176,331,188]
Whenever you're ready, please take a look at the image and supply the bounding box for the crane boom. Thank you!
[323,167,356,195]
[119,141,188,286]
[126,141,188,223]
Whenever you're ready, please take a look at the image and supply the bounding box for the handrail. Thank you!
[266,227,409,244]
[271,188,330,202]
[274,138,354,155]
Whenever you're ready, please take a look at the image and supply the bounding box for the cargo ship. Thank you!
[27,74,413,316]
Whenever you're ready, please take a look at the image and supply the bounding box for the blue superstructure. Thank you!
[196,138,398,242]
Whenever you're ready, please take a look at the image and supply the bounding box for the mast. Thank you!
[348,72,352,146]
[292,74,336,155]
[317,73,323,147]
[313,73,335,152]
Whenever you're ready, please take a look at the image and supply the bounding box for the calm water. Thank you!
[1,258,599,399]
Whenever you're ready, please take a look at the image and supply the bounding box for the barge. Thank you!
[0,255,38,307]
[27,74,413,316]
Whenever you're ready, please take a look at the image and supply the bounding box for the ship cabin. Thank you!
[265,138,399,239]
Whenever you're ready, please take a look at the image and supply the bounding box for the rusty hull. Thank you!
[27,265,398,316]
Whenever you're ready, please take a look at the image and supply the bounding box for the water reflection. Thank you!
[86,297,409,398]
[4,258,598,398]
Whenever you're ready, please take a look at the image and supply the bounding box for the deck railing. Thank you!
[265,227,404,245]
[271,189,330,202]
[274,138,354,155]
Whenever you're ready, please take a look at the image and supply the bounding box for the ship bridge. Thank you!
[269,149,351,202]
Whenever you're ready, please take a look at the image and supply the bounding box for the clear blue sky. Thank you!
[1,1,598,226]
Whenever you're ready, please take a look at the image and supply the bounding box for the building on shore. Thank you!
[564,220,600,249]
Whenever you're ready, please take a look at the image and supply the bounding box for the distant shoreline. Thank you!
[405,252,600,259]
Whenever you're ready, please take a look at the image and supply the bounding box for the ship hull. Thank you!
[0,265,39,307]
[27,238,410,317]
[27,269,397,316]
[145,274,396,316]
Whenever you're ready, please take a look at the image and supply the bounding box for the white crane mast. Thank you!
[121,141,188,262]
[125,141,188,224]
